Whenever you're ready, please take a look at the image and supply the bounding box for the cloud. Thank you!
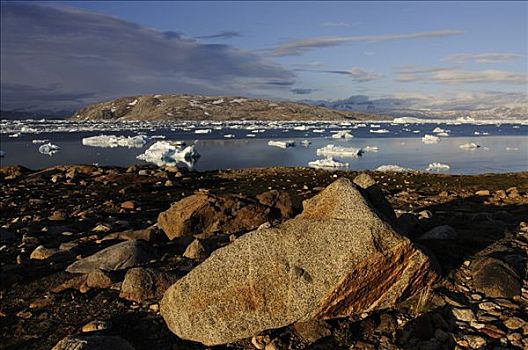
[0,3,293,110]
[446,53,522,64]
[196,31,242,40]
[395,66,527,84]
[271,30,464,56]
[290,88,318,95]
[296,67,383,82]
[321,22,351,27]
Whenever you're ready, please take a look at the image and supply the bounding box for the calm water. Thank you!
[1,120,527,174]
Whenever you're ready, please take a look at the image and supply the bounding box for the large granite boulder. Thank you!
[157,193,271,239]
[160,178,437,346]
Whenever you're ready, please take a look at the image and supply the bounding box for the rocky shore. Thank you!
[1,165,527,350]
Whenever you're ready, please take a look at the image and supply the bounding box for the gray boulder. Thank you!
[418,225,458,240]
[66,240,154,274]
[160,178,436,346]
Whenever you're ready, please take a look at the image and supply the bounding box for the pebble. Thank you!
[120,201,135,210]
[16,310,32,319]
[452,308,475,322]
[503,316,525,330]
[475,190,490,196]
[478,301,500,311]
[30,245,59,260]
[251,335,270,349]
[81,320,112,333]
[463,335,486,349]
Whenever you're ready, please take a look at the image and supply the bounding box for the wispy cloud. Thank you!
[321,21,351,27]
[297,67,383,82]
[291,88,318,95]
[395,66,527,84]
[196,31,242,40]
[0,3,293,110]
[271,29,464,56]
[445,52,523,64]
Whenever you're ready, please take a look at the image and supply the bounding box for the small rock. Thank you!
[475,190,490,196]
[52,335,135,350]
[86,269,114,289]
[292,320,331,344]
[504,316,524,330]
[251,335,270,349]
[16,310,32,319]
[480,324,505,338]
[418,210,433,219]
[30,298,52,309]
[49,211,66,221]
[92,224,112,233]
[164,180,173,187]
[463,335,486,349]
[119,267,176,302]
[183,239,207,260]
[472,256,521,298]
[82,320,112,333]
[30,245,59,260]
[452,308,475,322]
[418,225,458,240]
[120,201,135,210]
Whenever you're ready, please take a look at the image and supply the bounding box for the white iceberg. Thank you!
[137,141,200,167]
[308,157,349,169]
[195,129,212,134]
[459,142,480,150]
[422,134,440,144]
[317,144,363,158]
[331,130,354,139]
[82,135,147,148]
[369,129,390,134]
[426,162,450,171]
[268,140,295,148]
[375,165,412,172]
[38,142,60,156]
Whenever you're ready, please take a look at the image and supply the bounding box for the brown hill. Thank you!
[71,94,388,121]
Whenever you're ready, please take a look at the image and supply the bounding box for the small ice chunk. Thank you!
[8,133,20,138]
[268,140,295,148]
[300,140,311,146]
[223,134,235,138]
[426,162,450,171]
[0,150,5,157]
[308,157,349,168]
[195,129,212,134]
[459,143,480,149]
[422,134,440,144]
[375,165,412,172]
[369,129,390,134]
[317,144,363,157]
[32,139,49,144]
[82,135,147,148]
[436,132,449,137]
[150,135,166,139]
[211,99,224,105]
[362,145,379,152]
[312,129,325,133]
[331,130,354,139]
[38,142,60,156]
[505,147,519,151]
[128,99,138,106]
[293,125,308,131]
[432,127,446,133]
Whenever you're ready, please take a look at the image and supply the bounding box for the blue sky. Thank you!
[1,1,526,111]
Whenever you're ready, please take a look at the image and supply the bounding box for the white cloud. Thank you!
[395,66,527,84]
[271,30,464,56]
[446,53,522,64]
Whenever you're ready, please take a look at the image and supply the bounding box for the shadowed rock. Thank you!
[160,178,437,346]
[52,335,135,350]
[120,267,177,302]
[66,240,154,274]
[157,193,271,240]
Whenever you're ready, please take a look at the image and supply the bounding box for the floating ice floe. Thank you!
[375,165,412,172]
[150,135,166,139]
[369,129,390,134]
[505,147,519,151]
[426,163,450,171]
[300,140,311,146]
[8,133,20,138]
[268,140,295,148]
[317,144,363,158]
[436,132,449,137]
[432,127,446,133]
[362,145,379,152]
[195,129,212,134]
[474,131,489,136]
[459,142,480,150]
[422,134,440,144]
[331,130,354,139]
[32,139,49,144]
[223,134,235,138]
[38,142,60,156]
[82,135,147,148]
[312,129,325,133]
[137,141,200,167]
[308,157,349,169]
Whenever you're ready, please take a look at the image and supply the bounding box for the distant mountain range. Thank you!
[69,94,384,121]
[0,109,73,120]
[302,95,528,120]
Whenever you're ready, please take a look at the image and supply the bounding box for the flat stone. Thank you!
[256,190,293,218]
[471,256,521,298]
[30,245,59,260]
[418,225,458,240]
[183,239,207,260]
[475,190,490,196]
[504,317,525,330]
[82,320,112,333]
[86,269,114,289]
[66,240,154,274]
[160,178,437,346]
[452,308,475,322]
[52,335,135,350]
[119,267,176,302]
[463,335,486,349]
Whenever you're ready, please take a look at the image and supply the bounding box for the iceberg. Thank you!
[317,144,363,158]
[375,165,412,172]
[38,142,60,156]
[459,142,480,150]
[331,130,354,139]
[422,134,440,144]
[308,157,349,169]
[268,140,295,148]
[426,162,450,171]
[82,135,147,148]
[137,141,200,167]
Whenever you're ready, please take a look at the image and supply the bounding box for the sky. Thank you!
[1,1,527,111]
